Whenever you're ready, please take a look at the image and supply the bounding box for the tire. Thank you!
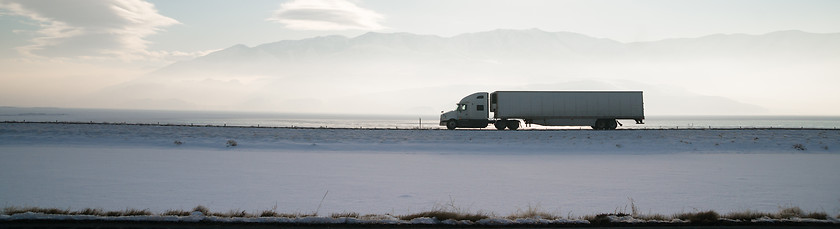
[607,119,618,130]
[594,119,606,130]
[494,121,507,130]
[508,120,520,130]
[446,120,457,130]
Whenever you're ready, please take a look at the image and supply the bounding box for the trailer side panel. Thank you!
[492,91,644,120]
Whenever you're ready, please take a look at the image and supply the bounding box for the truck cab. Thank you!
[439,92,490,130]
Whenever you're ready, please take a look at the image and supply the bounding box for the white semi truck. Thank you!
[439,91,645,130]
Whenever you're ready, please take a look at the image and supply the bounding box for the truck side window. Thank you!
[477,105,484,111]
[459,104,467,111]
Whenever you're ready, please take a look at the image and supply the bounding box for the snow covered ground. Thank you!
[1,123,839,218]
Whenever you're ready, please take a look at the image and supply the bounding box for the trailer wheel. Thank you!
[593,119,607,130]
[494,121,507,130]
[607,119,618,130]
[446,120,457,130]
[508,120,520,130]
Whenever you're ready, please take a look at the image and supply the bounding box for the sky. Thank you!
[1,0,839,115]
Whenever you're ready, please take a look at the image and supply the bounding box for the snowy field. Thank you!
[1,122,839,218]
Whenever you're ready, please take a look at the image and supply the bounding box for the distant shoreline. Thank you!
[2,121,839,131]
[3,107,840,129]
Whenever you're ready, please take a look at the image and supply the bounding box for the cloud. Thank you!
[0,0,178,60]
[268,0,385,31]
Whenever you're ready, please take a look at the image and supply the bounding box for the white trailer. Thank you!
[439,91,644,130]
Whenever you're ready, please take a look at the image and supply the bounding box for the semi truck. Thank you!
[439,91,644,130]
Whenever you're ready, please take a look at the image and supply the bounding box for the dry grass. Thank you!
[213,209,253,218]
[580,199,637,224]
[581,206,832,224]
[673,210,719,224]
[76,208,105,216]
[506,205,558,220]
[777,207,827,219]
[330,212,360,218]
[803,212,828,219]
[723,210,774,221]
[723,207,828,220]
[399,210,490,222]
[3,207,70,215]
[123,208,153,216]
[192,205,211,216]
[1,207,151,217]
[101,208,152,217]
[1,205,832,222]
[398,197,492,222]
[259,209,280,217]
[162,209,191,216]
[635,213,671,221]
[583,212,674,224]
[257,204,314,218]
[187,205,317,218]
[584,213,625,224]
[257,210,312,218]
[777,206,805,218]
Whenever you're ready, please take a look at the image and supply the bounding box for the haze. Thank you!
[1,0,839,116]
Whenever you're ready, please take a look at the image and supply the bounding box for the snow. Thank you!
[2,212,835,225]
[408,217,439,224]
[1,123,839,219]
[0,212,581,225]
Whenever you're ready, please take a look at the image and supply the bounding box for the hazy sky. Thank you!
[1,0,839,115]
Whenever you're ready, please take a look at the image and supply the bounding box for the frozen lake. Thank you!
[1,123,839,217]
[3,106,840,129]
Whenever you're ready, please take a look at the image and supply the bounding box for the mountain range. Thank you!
[156,29,839,73]
[101,29,840,115]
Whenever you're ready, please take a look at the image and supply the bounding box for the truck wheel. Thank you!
[446,120,457,130]
[508,120,520,130]
[593,119,607,130]
[494,121,507,130]
[607,119,618,130]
